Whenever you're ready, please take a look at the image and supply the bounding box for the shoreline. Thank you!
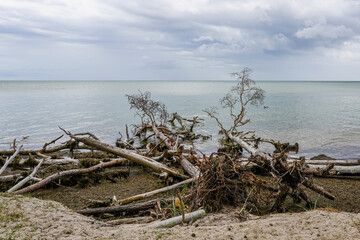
[1,193,359,239]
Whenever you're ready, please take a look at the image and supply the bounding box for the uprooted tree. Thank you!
[192,67,335,212]
[0,68,345,226]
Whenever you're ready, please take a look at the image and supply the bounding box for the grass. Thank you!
[353,219,360,232]
[0,201,23,223]
[295,193,322,212]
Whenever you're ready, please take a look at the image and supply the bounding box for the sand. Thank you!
[1,194,359,240]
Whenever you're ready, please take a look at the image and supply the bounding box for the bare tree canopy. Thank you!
[126,91,168,126]
[205,67,265,137]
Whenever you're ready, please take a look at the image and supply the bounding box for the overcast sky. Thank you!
[1,0,360,81]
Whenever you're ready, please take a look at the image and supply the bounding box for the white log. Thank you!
[180,158,199,178]
[287,155,359,166]
[7,158,44,193]
[149,209,206,228]
[106,216,154,225]
[307,164,360,175]
[71,136,187,179]
[117,178,195,205]
[0,145,22,176]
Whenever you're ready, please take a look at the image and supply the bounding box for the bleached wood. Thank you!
[118,178,195,205]
[229,134,335,200]
[0,145,22,176]
[70,136,187,179]
[7,158,44,193]
[14,158,126,194]
[149,209,206,228]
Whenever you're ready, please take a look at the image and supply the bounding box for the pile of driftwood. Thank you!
[1,68,359,227]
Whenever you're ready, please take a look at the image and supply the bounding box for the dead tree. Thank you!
[204,68,334,212]
[126,91,176,150]
[204,67,264,139]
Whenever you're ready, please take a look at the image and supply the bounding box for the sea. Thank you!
[0,81,359,160]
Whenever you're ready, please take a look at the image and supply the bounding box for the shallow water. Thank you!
[0,81,359,159]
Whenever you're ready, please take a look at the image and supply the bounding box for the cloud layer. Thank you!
[1,0,360,80]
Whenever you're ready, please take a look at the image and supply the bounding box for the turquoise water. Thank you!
[0,81,359,159]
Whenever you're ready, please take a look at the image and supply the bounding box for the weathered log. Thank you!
[151,123,176,150]
[307,164,360,175]
[287,156,360,166]
[229,134,335,200]
[77,198,165,215]
[0,173,22,183]
[180,158,199,178]
[70,136,187,179]
[118,178,195,205]
[237,157,360,175]
[7,158,44,193]
[0,141,92,156]
[0,145,22,175]
[106,216,154,225]
[14,158,126,194]
[149,209,206,228]
[171,112,193,133]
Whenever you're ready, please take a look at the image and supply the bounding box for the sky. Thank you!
[1,0,360,81]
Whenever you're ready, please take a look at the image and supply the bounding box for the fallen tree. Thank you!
[67,135,187,179]
[14,158,127,194]
[203,67,335,212]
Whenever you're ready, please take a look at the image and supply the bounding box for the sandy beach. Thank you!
[1,194,359,240]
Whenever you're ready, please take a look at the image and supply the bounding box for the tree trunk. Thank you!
[307,164,360,175]
[106,216,154,225]
[7,158,44,193]
[180,158,199,178]
[118,178,195,205]
[229,134,335,200]
[0,145,22,175]
[77,198,165,215]
[151,123,176,150]
[70,136,187,179]
[14,158,126,194]
[149,209,206,228]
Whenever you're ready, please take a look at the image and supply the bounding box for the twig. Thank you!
[117,139,141,154]
[146,138,167,156]
[42,135,64,151]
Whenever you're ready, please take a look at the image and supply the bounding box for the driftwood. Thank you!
[149,209,206,228]
[106,216,154,225]
[77,197,165,215]
[0,145,22,175]
[0,173,22,183]
[307,164,360,175]
[7,158,44,193]
[229,135,335,201]
[180,158,199,178]
[0,142,75,156]
[117,178,195,205]
[69,136,187,179]
[238,157,360,176]
[14,158,126,194]
[170,112,194,136]
[151,123,176,150]
[288,155,360,166]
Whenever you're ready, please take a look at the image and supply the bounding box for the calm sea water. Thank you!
[0,81,359,159]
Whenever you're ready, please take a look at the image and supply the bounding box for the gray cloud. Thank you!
[0,0,360,80]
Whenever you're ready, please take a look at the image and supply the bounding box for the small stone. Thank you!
[191,233,196,237]
[244,235,247,239]
[194,223,199,227]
